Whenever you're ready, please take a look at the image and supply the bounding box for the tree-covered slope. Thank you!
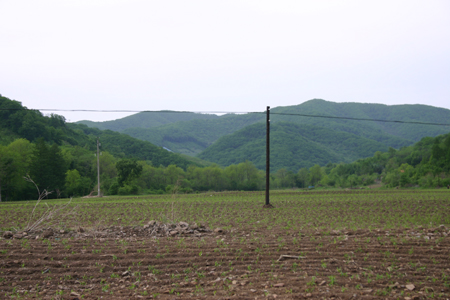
[86,99,450,159]
[68,124,198,169]
[0,94,197,169]
[77,111,219,132]
[271,99,450,146]
[198,122,389,172]
[0,94,89,146]
[320,130,450,189]
[122,113,264,155]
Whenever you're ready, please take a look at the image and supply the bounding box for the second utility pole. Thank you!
[97,138,101,197]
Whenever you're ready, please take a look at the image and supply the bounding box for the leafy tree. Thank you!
[116,159,143,186]
[0,148,14,202]
[319,174,330,186]
[347,174,359,188]
[0,139,35,201]
[98,151,118,193]
[99,151,117,179]
[296,168,309,188]
[136,163,166,192]
[164,164,185,185]
[65,169,81,196]
[273,168,296,188]
[29,139,67,195]
[226,161,263,191]
[308,164,323,186]
[9,139,35,199]
[187,164,225,191]
[200,165,227,191]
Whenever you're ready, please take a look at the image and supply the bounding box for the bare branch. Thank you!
[23,174,77,232]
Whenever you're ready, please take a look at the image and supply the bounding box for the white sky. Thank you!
[1,0,449,122]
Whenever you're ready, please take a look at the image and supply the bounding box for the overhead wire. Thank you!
[268,112,450,126]
[0,108,253,114]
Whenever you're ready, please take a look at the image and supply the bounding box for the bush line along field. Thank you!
[1,189,450,299]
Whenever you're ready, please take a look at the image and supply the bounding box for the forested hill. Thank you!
[198,122,390,172]
[68,124,198,169]
[122,113,264,156]
[0,95,85,146]
[318,131,450,189]
[0,94,196,169]
[77,99,450,159]
[77,111,219,132]
[270,99,450,145]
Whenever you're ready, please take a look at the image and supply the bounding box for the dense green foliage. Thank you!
[0,95,87,146]
[0,139,44,201]
[134,161,264,194]
[29,139,67,194]
[199,122,389,172]
[277,131,450,190]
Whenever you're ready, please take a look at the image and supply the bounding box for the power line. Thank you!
[0,108,254,114]
[1,107,450,127]
[269,112,450,126]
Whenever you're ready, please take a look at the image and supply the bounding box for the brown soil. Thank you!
[1,224,449,299]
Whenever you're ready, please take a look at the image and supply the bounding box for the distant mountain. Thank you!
[270,99,450,145]
[75,99,450,171]
[77,111,218,132]
[122,113,264,155]
[68,124,203,169]
[198,122,390,172]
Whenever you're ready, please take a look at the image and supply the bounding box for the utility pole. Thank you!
[264,106,273,208]
[97,138,101,197]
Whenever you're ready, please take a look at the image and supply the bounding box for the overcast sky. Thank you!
[1,0,449,122]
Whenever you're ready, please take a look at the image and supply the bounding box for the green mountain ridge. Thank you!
[76,99,450,171]
[77,111,219,132]
[122,113,264,155]
[198,122,390,172]
[271,99,450,143]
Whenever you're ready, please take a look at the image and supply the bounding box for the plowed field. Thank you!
[1,189,450,299]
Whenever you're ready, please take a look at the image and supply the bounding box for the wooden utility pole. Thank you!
[264,106,273,208]
[97,138,101,197]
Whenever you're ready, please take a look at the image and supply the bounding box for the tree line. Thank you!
[0,137,266,200]
[1,131,449,201]
[270,131,450,190]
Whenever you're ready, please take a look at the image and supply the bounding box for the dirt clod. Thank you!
[42,229,53,238]
[179,221,189,227]
[2,231,13,239]
[273,283,285,287]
